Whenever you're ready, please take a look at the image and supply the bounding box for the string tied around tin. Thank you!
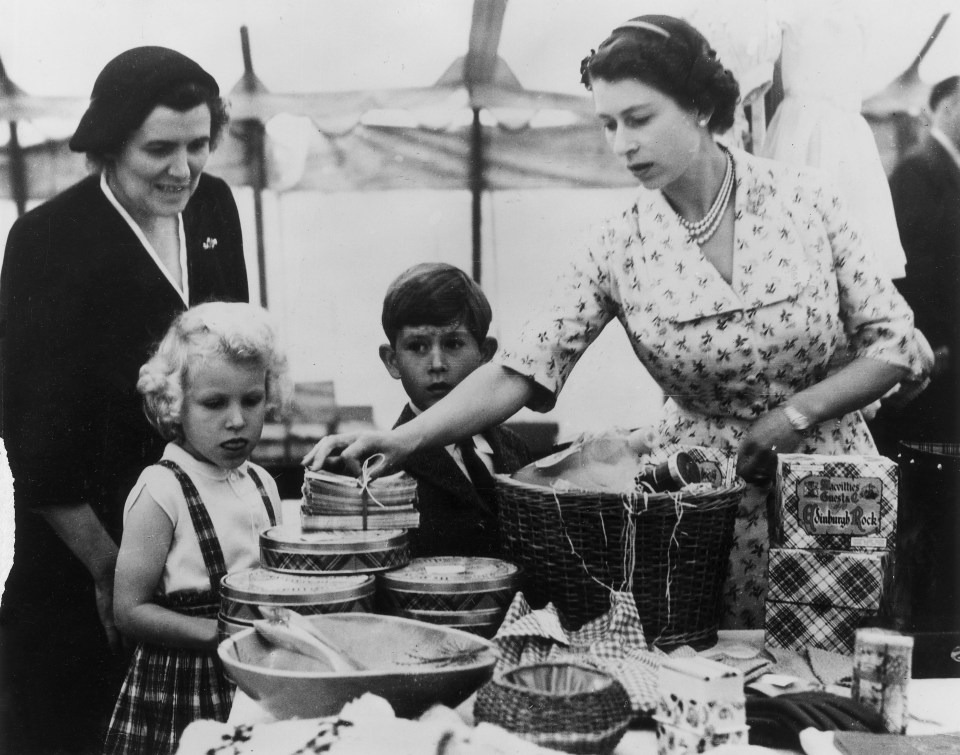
[358,453,387,529]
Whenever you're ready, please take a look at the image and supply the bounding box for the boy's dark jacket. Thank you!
[393,404,532,558]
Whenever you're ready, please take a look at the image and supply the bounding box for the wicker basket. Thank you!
[495,474,744,648]
[474,662,633,755]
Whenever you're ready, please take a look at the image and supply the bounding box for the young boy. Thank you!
[378,263,532,558]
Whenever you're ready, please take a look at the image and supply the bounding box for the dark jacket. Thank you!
[871,135,960,449]
[0,172,248,531]
[393,404,532,558]
[0,172,247,753]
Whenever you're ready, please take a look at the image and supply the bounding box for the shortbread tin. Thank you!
[259,526,409,575]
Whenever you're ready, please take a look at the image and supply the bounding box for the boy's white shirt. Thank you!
[408,403,496,481]
[100,172,190,305]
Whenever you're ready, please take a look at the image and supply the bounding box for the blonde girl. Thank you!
[104,302,289,755]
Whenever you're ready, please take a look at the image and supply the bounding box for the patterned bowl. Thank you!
[218,612,496,719]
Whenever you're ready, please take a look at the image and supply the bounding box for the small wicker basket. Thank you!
[474,662,633,755]
[495,472,744,648]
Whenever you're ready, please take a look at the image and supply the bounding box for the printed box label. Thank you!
[796,475,883,535]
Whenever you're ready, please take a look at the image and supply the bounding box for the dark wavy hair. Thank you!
[381,263,492,348]
[580,15,740,134]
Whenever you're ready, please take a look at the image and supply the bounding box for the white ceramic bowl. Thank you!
[218,612,497,719]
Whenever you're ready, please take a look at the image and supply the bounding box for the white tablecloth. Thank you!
[226,629,960,753]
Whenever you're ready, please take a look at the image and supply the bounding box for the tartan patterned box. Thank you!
[774,454,897,551]
[764,599,875,654]
[766,548,890,611]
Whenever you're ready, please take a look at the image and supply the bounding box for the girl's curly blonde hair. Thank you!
[138,301,291,441]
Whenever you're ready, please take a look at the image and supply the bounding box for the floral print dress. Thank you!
[499,148,927,628]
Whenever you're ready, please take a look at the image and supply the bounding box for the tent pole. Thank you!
[470,107,483,283]
[251,121,268,309]
[8,121,27,216]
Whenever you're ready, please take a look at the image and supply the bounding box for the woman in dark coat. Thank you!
[0,46,248,754]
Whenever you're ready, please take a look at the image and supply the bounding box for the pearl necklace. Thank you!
[675,146,734,246]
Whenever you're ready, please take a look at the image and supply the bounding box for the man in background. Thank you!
[870,75,960,455]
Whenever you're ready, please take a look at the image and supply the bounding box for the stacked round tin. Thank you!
[301,469,420,531]
[379,556,520,638]
[218,567,375,641]
[260,526,410,574]
[217,523,411,641]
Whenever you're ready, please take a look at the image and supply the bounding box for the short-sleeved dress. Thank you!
[103,443,280,755]
[499,148,926,627]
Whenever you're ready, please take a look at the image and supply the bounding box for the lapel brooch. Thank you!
[203,237,219,250]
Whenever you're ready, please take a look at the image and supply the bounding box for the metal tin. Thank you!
[302,470,418,509]
[380,557,520,613]
[217,613,251,644]
[220,568,375,623]
[400,607,504,638]
[260,526,409,575]
[851,628,914,733]
[636,451,702,493]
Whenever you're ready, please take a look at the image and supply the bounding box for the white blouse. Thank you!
[123,443,281,595]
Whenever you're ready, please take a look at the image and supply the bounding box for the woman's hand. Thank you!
[301,429,413,477]
[736,408,802,485]
[94,575,121,653]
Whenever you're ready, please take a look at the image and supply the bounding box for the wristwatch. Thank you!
[782,405,812,432]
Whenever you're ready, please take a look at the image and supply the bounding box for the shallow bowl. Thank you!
[218,612,496,719]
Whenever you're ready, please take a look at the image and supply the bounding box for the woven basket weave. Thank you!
[474,662,632,755]
[495,474,744,648]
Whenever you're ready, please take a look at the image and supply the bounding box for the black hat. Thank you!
[69,46,219,153]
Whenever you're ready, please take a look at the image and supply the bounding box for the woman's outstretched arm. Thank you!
[302,363,535,475]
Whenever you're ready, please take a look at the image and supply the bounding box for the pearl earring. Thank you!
[698,117,709,127]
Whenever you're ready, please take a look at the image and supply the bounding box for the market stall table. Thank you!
[223,629,960,753]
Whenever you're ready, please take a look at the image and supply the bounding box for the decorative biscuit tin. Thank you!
[852,628,913,733]
[400,607,507,637]
[217,613,250,644]
[655,656,746,735]
[259,526,409,575]
[302,469,418,509]
[220,568,375,623]
[774,454,897,551]
[655,719,749,755]
[380,557,520,613]
[380,557,520,638]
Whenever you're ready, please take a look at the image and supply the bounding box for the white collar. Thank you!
[163,442,248,481]
[100,172,190,305]
[930,128,960,172]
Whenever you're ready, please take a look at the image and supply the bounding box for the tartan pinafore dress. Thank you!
[103,460,277,755]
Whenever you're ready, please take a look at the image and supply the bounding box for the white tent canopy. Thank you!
[2,0,959,439]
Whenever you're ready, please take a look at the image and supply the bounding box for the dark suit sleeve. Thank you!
[0,212,96,508]
[889,158,956,349]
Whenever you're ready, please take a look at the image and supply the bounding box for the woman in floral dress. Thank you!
[305,15,929,627]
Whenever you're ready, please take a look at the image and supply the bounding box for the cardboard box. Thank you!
[764,600,877,654]
[656,657,746,734]
[774,454,897,551]
[767,548,890,610]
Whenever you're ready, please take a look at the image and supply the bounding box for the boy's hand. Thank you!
[302,430,408,477]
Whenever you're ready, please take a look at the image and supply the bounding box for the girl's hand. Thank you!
[301,430,412,478]
[736,408,803,485]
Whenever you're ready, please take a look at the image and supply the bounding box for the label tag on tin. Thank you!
[796,474,883,536]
